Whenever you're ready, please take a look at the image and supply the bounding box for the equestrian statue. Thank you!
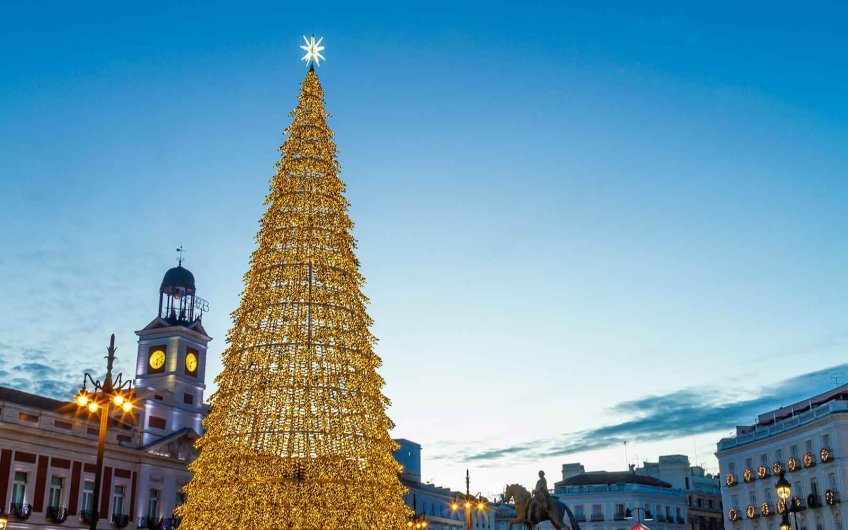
[503,471,581,530]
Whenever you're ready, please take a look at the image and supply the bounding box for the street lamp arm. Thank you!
[74,334,136,530]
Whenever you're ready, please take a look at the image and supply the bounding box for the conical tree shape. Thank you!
[177,69,409,529]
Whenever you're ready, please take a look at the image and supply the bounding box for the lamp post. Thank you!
[624,506,654,525]
[74,334,135,530]
[450,470,487,530]
[775,471,797,530]
[407,494,428,529]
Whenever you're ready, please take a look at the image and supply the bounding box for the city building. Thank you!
[555,455,722,530]
[555,470,687,530]
[395,439,505,530]
[0,263,210,529]
[637,456,723,530]
[716,384,848,530]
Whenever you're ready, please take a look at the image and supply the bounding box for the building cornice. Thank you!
[0,418,190,470]
[716,400,848,455]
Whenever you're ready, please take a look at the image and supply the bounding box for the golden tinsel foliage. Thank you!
[176,69,410,529]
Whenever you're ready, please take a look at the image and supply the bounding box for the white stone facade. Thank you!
[716,386,848,530]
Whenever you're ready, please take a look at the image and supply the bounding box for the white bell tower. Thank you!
[134,255,211,446]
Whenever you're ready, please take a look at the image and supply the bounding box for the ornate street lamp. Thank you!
[74,334,135,530]
[450,470,486,530]
[0,513,7,529]
[774,471,798,530]
[624,507,654,523]
[407,494,428,529]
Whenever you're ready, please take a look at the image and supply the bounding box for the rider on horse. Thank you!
[528,470,551,519]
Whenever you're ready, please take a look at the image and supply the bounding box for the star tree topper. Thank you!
[300,35,326,67]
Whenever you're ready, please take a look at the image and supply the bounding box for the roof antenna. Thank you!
[833,375,840,388]
[176,245,185,266]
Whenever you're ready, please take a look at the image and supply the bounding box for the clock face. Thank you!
[185,351,198,374]
[149,349,166,370]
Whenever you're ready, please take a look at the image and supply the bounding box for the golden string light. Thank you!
[176,69,410,529]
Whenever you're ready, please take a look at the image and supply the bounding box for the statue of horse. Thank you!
[503,483,581,530]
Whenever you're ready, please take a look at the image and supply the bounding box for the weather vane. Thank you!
[176,245,185,266]
[300,35,325,67]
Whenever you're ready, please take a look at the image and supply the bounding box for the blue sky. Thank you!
[1,1,847,495]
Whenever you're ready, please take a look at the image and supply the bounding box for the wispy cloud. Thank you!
[0,243,160,399]
[441,363,848,463]
[0,342,102,400]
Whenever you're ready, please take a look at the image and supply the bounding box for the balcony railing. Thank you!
[590,513,604,522]
[677,516,686,524]
[10,502,32,520]
[111,513,130,528]
[79,509,94,524]
[574,514,587,522]
[614,512,626,521]
[46,505,69,523]
[718,400,848,450]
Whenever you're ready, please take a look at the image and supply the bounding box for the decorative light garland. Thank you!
[803,452,816,468]
[826,489,838,505]
[772,461,783,475]
[788,457,799,472]
[743,468,754,482]
[757,465,770,479]
[728,508,738,521]
[726,473,738,486]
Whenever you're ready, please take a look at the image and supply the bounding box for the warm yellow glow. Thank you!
[477,501,485,510]
[451,501,459,511]
[185,352,198,372]
[149,349,166,370]
[121,401,133,413]
[422,522,427,528]
[407,522,412,527]
[87,401,99,413]
[0,514,7,529]
[464,501,471,509]
[174,68,410,529]
[775,474,791,501]
[112,394,125,406]
[75,393,89,407]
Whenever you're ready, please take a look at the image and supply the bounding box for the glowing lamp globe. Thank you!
[776,473,791,500]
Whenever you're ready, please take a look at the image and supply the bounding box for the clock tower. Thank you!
[134,260,211,445]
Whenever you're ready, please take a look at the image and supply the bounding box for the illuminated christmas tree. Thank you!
[177,39,409,529]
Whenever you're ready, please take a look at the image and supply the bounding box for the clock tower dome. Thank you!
[134,258,211,445]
